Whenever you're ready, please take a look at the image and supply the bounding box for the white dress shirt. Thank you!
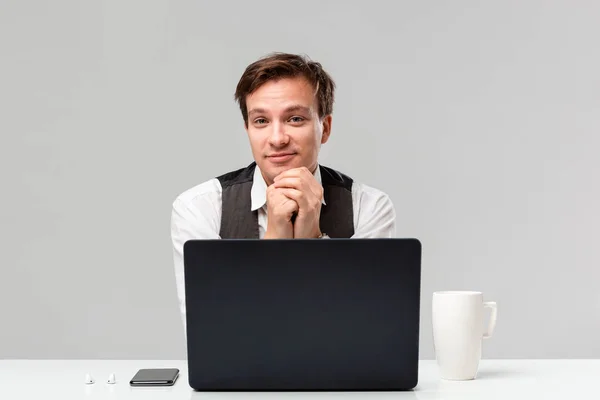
[171,164,396,327]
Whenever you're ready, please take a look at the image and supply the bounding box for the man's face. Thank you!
[245,77,331,185]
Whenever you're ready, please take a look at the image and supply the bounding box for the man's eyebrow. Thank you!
[283,105,311,114]
[248,108,266,116]
[247,105,311,117]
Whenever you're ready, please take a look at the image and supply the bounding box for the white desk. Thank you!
[0,360,597,399]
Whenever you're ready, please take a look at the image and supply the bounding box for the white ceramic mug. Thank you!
[432,291,497,380]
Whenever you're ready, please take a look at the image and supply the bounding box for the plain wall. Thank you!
[1,0,599,359]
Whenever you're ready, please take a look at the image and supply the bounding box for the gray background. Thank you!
[1,0,598,360]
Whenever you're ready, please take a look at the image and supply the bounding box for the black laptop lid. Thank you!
[183,238,421,391]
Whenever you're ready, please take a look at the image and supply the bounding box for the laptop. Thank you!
[183,238,422,391]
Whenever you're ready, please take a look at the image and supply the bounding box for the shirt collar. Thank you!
[251,165,326,211]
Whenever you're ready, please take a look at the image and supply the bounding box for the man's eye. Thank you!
[254,118,267,124]
[289,116,304,123]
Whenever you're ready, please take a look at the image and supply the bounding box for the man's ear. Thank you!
[321,115,332,144]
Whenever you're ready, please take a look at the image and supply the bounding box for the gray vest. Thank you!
[216,162,354,239]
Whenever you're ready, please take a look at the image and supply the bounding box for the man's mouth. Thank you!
[267,152,296,163]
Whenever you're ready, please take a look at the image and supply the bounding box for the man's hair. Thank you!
[234,52,336,126]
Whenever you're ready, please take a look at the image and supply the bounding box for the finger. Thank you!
[269,186,299,205]
[275,177,323,206]
[274,169,316,189]
[279,197,299,220]
[272,177,305,190]
[283,197,300,213]
[273,167,310,181]
[279,188,310,209]
[273,169,323,203]
[269,184,299,200]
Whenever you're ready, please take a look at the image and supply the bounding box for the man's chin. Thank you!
[270,164,294,177]
[259,163,299,184]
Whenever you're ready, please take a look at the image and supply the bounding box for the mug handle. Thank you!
[483,301,497,339]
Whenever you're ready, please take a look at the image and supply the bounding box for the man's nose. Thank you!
[268,121,289,146]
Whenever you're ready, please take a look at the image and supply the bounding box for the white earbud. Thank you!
[107,373,116,384]
[84,373,95,384]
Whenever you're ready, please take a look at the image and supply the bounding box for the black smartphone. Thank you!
[129,368,180,386]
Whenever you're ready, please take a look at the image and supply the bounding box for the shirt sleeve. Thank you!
[170,180,222,332]
[351,182,396,238]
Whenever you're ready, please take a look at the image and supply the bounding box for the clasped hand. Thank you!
[264,167,323,239]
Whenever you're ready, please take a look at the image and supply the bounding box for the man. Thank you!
[171,53,396,323]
